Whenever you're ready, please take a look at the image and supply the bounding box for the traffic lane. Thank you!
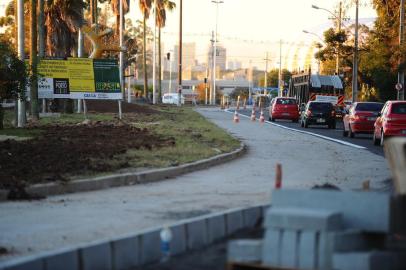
[238,108,384,157]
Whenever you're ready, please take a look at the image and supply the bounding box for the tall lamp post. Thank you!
[177,0,183,106]
[211,0,224,105]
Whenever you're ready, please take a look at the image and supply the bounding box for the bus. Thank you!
[287,71,345,107]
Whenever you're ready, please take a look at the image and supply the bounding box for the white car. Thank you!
[162,93,185,105]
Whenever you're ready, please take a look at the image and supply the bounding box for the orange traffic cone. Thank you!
[259,110,265,123]
[233,111,240,123]
[250,109,256,121]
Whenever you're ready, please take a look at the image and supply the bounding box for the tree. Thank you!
[0,39,28,129]
[110,0,129,36]
[259,69,292,89]
[139,0,152,98]
[156,0,176,102]
[30,0,39,120]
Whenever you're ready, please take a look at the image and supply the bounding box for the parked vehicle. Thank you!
[343,102,384,138]
[268,97,300,122]
[300,101,336,129]
[373,101,406,146]
[162,93,185,105]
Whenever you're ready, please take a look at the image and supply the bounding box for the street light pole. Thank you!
[398,0,405,100]
[212,0,224,105]
[336,1,342,75]
[351,0,359,103]
[152,0,157,104]
[177,0,183,106]
[118,0,124,118]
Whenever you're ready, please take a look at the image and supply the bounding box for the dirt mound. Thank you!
[85,100,159,114]
[0,123,175,192]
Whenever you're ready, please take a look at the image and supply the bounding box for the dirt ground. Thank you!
[0,102,176,198]
[85,100,159,114]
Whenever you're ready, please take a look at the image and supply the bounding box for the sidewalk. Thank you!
[0,108,390,262]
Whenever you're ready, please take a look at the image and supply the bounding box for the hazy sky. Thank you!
[0,0,376,69]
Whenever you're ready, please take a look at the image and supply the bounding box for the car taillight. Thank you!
[307,110,312,117]
[331,110,335,117]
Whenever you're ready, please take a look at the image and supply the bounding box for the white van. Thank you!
[162,93,185,105]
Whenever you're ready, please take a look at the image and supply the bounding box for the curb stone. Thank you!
[0,143,246,202]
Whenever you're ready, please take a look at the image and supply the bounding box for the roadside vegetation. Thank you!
[0,104,240,190]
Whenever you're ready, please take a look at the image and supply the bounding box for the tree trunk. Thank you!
[38,0,45,58]
[30,0,39,120]
[0,102,4,130]
[158,27,162,103]
[143,13,148,99]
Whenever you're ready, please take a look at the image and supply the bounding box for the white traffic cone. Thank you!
[259,110,265,123]
[250,109,256,121]
[233,111,240,123]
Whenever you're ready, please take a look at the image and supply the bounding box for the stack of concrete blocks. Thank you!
[228,189,406,270]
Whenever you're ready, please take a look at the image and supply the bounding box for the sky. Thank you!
[1,0,377,70]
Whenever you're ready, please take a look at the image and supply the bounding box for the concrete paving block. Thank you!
[333,230,368,252]
[44,250,79,270]
[207,214,226,243]
[169,224,187,256]
[298,231,317,270]
[226,210,244,235]
[2,259,44,270]
[227,240,262,263]
[333,251,397,270]
[243,206,262,228]
[186,219,208,250]
[79,242,112,270]
[139,230,161,265]
[264,207,342,231]
[271,189,391,232]
[262,228,281,267]
[280,230,298,269]
[111,236,139,270]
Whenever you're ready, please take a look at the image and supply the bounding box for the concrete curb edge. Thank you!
[0,142,247,202]
[0,204,270,270]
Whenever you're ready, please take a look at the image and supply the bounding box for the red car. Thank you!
[343,102,384,138]
[269,97,299,122]
[373,101,406,146]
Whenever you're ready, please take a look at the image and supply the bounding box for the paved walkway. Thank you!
[0,108,390,262]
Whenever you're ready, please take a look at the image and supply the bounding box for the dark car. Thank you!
[301,101,336,129]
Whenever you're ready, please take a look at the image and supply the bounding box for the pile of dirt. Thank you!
[0,122,175,192]
[85,100,159,114]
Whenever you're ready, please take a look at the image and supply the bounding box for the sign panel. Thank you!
[315,95,338,105]
[36,58,122,100]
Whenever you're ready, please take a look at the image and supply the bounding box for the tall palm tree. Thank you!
[156,0,175,102]
[30,0,39,120]
[111,0,129,36]
[139,0,151,98]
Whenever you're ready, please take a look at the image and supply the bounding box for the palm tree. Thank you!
[156,0,175,102]
[30,0,39,120]
[111,0,129,36]
[139,0,151,99]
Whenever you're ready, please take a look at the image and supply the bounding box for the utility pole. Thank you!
[177,0,183,106]
[399,0,405,100]
[336,1,342,75]
[264,52,270,95]
[77,15,84,113]
[279,40,283,97]
[212,0,224,105]
[205,69,209,105]
[17,0,26,127]
[351,0,359,103]
[167,52,172,94]
[152,0,157,104]
[118,0,124,119]
[210,31,215,105]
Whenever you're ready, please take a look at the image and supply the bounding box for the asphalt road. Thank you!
[237,108,385,157]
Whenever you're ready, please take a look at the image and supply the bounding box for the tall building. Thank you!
[207,44,227,71]
[172,43,196,75]
[227,60,242,71]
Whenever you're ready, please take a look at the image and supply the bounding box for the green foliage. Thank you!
[259,69,292,88]
[0,39,27,101]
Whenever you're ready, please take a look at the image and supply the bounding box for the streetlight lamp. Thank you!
[311,2,344,75]
[211,0,224,105]
[302,30,325,43]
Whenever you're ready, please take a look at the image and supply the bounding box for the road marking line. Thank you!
[224,110,366,150]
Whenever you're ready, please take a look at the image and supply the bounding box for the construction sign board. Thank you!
[35,58,122,100]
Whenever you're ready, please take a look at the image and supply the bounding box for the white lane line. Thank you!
[224,110,366,150]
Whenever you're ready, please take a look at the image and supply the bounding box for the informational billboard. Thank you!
[36,58,122,100]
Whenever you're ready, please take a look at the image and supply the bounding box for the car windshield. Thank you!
[391,103,406,114]
[355,103,384,112]
[276,98,296,105]
[309,102,332,110]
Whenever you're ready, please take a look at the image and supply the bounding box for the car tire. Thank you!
[380,130,385,147]
[349,125,355,138]
[332,122,336,129]
[373,131,380,146]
